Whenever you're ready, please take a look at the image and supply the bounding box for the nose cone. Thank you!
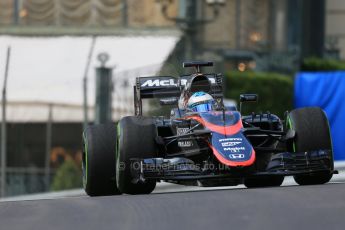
[211,132,256,167]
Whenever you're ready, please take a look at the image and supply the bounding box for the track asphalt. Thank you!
[1,178,345,230]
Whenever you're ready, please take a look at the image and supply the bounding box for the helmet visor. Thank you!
[191,102,213,112]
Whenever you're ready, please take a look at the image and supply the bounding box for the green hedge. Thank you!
[224,71,293,117]
[51,159,82,191]
[301,58,345,71]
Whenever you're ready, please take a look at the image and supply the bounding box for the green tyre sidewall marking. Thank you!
[82,132,88,189]
[323,110,335,170]
[287,116,296,152]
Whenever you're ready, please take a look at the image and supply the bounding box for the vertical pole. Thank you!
[44,104,53,191]
[300,0,325,59]
[122,0,128,27]
[1,47,11,197]
[185,0,197,60]
[287,0,302,50]
[83,37,96,131]
[95,67,113,124]
[13,0,19,25]
[55,0,61,26]
[268,0,276,51]
[235,0,241,49]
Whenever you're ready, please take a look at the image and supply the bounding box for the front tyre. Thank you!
[82,124,121,196]
[287,107,334,185]
[116,116,157,194]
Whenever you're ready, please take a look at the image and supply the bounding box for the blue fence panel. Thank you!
[295,71,345,160]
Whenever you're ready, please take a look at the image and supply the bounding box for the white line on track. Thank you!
[1,171,344,202]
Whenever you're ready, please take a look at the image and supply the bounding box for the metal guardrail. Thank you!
[3,167,56,197]
[335,161,345,171]
[0,188,84,202]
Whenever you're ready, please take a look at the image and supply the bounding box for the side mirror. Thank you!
[239,94,258,113]
[159,97,178,106]
[240,94,258,102]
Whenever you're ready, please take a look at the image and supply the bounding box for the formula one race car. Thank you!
[82,61,336,196]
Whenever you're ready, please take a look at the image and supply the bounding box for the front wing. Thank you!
[130,149,337,182]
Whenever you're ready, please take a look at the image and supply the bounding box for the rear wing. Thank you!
[134,74,223,115]
[137,76,180,99]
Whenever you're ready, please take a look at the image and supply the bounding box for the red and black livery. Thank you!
[82,61,337,196]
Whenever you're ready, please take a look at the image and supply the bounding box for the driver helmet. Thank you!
[187,91,214,112]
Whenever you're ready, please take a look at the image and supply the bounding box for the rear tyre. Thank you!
[244,175,284,188]
[116,116,157,194]
[287,107,334,185]
[82,124,121,196]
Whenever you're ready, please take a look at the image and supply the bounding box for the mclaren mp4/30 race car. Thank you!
[82,61,336,196]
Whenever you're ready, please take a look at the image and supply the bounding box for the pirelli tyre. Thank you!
[82,124,121,196]
[116,116,157,194]
[287,107,334,185]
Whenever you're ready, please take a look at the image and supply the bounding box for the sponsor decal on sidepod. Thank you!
[176,127,193,147]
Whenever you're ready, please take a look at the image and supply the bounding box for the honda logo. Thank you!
[229,154,245,159]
